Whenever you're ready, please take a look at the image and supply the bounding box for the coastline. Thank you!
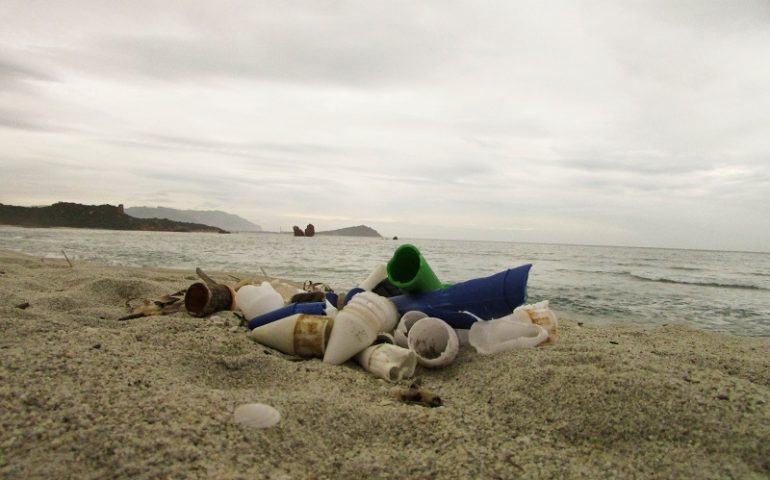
[1,249,768,479]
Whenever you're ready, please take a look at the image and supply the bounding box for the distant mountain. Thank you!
[317,225,382,238]
[126,206,262,232]
[0,202,228,233]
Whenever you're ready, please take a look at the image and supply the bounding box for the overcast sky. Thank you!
[1,1,769,251]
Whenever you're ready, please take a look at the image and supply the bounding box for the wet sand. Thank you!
[1,248,768,479]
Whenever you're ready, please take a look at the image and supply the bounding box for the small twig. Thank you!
[15,302,31,310]
[260,267,269,279]
[118,312,147,321]
[195,267,218,286]
[227,274,241,281]
[61,250,73,268]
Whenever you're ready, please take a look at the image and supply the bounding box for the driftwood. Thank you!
[195,267,217,286]
[61,250,73,268]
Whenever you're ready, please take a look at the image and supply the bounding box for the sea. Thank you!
[1,225,768,337]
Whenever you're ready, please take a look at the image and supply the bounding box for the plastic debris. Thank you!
[389,264,532,329]
[514,300,559,342]
[407,317,460,368]
[394,310,428,348]
[247,302,329,330]
[235,282,284,321]
[249,314,333,357]
[359,264,389,291]
[323,302,380,365]
[173,244,556,390]
[468,316,549,355]
[184,268,235,317]
[356,342,417,382]
[387,243,446,292]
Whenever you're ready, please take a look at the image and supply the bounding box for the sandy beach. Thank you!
[1,248,768,479]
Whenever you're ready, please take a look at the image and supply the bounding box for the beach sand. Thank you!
[1,248,768,479]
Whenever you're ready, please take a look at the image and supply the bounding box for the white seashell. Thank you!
[468,315,549,355]
[407,317,460,368]
[235,282,285,320]
[394,311,428,348]
[233,403,281,428]
[356,343,417,382]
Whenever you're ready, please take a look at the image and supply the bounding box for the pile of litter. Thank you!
[116,243,558,427]
[182,243,558,382]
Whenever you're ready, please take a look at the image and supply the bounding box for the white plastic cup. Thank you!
[407,317,459,368]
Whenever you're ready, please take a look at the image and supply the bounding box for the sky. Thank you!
[1,0,769,252]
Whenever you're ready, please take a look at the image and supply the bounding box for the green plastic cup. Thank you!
[386,244,445,293]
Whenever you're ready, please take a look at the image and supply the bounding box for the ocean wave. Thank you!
[627,273,767,291]
[669,266,704,272]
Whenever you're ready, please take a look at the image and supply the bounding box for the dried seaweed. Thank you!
[396,381,443,408]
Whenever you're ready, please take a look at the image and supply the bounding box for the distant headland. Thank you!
[0,202,385,238]
[0,202,228,233]
[125,206,262,232]
[290,224,381,238]
[317,225,382,238]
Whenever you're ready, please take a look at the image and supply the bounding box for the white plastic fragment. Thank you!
[454,328,470,347]
[233,403,281,428]
[235,282,285,320]
[513,300,558,341]
[355,343,417,382]
[468,312,549,355]
[269,279,305,303]
[248,314,333,357]
[347,291,399,333]
[407,317,460,368]
[359,264,388,291]
[322,303,379,365]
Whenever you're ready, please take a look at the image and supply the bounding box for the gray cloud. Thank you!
[0,51,58,95]
[42,2,464,87]
[0,108,72,133]
[1,0,769,251]
[0,53,56,81]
